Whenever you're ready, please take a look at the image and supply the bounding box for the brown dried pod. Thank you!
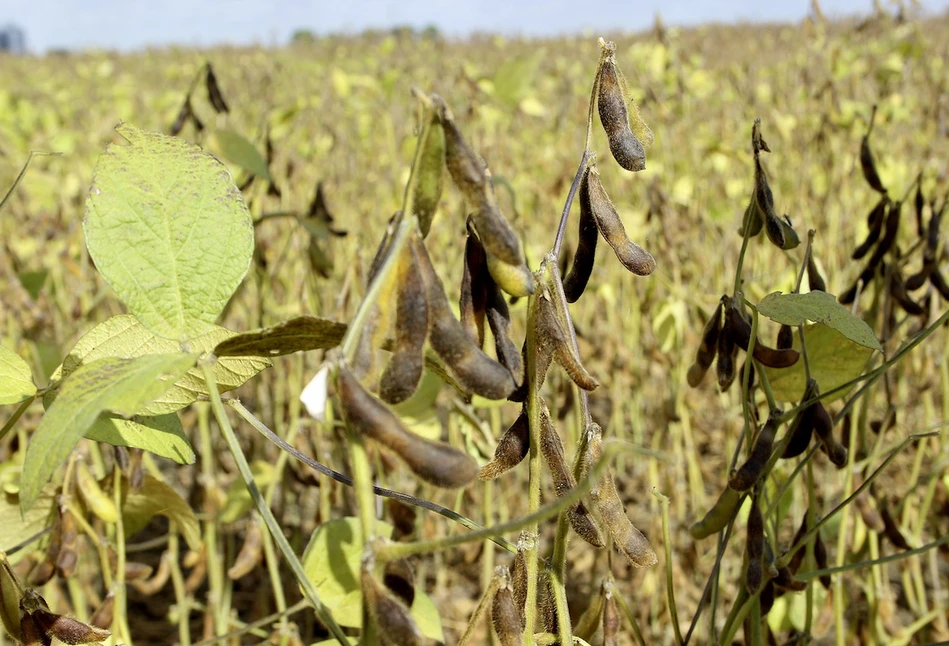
[586,425,657,567]
[745,492,764,593]
[480,411,530,480]
[852,196,888,260]
[813,531,831,589]
[860,107,886,194]
[123,562,153,582]
[414,237,517,400]
[362,568,423,646]
[387,499,417,540]
[603,590,619,646]
[739,191,765,238]
[491,576,523,646]
[383,559,416,608]
[716,321,738,392]
[781,381,817,459]
[773,565,807,592]
[931,269,949,300]
[55,507,79,579]
[88,592,114,630]
[511,539,528,626]
[459,226,489,346]
[584,166,656,276]
[539,403,604,547]
[813,402,847,468]
[904,250,935,291]
[20,589,111,646]
[379,246,431,404]
[227,517,263,580]
[597,52,647,171]
[776,324,794,350]
[879,502,911,550]
[888,267,925,316]
[205,64,230,114]
[688,299,724,387]
[914,180,925,237]
[807,253,826,292]
[724,302,800,368]
[339,364,478,488]
[535,293,599,391]
[169,97,193,136]
[867,199,902,269]
[440,101,523,266]
[729,409,781,492]
[537,569,559,633]
[563,173,600,302]
[131,552,171,595]
[485,268,524,386]
[760,580,776,616]
[786,511,809,575]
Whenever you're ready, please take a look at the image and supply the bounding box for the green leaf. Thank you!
[0,345,36,405]
[762,324,874,403]
[0,488,54,558]
[219,461,277,523]
[86,413,195,464]
[20,353,198,513]
[123,474,200,549]
[54,315,269,415]
[301,517,392,623]
[213,315,347,357]
[83,122,255,340]
[757,291,881,351]
[210,128,272,182]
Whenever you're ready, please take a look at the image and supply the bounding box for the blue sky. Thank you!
[4,0,949,52]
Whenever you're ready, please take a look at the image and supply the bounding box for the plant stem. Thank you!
[523,289,542,644]
[652,488,683,645]
[0,395,34,443]
[552,152,590,257]
[112,466,133,644]
[551,514,573,645]
[200,362,351,644]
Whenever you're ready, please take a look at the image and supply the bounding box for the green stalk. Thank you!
[523,290,542,645]
[200,362,351,645]
[652,489,683,645]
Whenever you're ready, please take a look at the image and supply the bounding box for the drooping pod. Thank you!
[362,567,424,646]
[479,411,530,480]
[169,97,194,136]
[813,401,847,468]
[729,409,781,492]
[383,559,417,608]
[379,245,430,404]
[585,424,657,567]
[75,459,118,524]
[439,99,524,268]
[806,250,827,292]
[879,501,911,550]
[583,165,657,276]
[776,324,794,350]
[716,319,738,392]
[535,291,599,391]
[227,516,263,580]
[852,196,889,260]
[338,364,478,488]
[602,588,619,646]
[781,380,818,459]
[724,302,800,369]
[860,106,886,194]
[690,485,742,540]
[688,298,724,387]
[205,64,230,114]
[491,568,523,646]
[539,402,604,547]
[745,491,764,593]
[413,236,517,400]
[596,42,650,172]
[563,173,600,302]
[459,224,489,346]
[752,155,787,250]
[888,267,925,316]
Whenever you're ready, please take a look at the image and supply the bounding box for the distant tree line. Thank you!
[291,24,442,45]
[0,24,26,54]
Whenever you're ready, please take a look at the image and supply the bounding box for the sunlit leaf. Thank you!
[220,461,277,524]
[20,353,197,513]
[84,123,254,340]
[0,488,55,557]
[762,324,873,403]
[0,345,35,405]
[53,315,269,415]
[757,291,881,351]
[86,413,194,464]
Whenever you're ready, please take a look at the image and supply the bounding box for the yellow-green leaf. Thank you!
[757,291,881,351]
[0,345,35,405]
[210,128,272,182]
[86,413,195,464]
[123,474,200,549]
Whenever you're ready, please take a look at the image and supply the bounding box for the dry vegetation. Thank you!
[1,6,949,645]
